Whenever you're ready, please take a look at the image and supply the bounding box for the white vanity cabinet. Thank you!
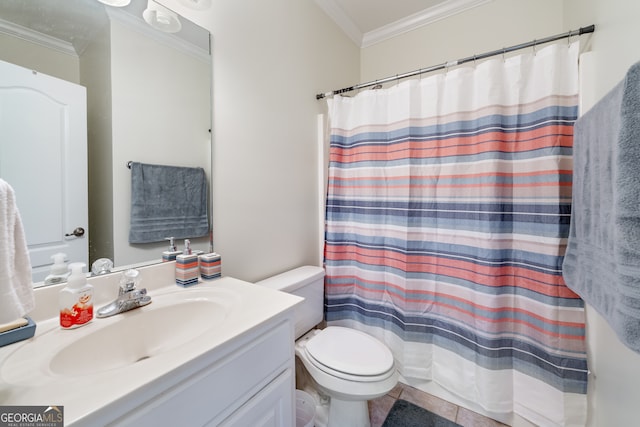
[99,314,296,427]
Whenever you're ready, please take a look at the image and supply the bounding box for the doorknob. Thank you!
[65,227,85,237]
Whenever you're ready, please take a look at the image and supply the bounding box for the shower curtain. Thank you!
[324,42,587,426]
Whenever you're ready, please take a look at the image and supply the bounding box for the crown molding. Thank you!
[315,0,494,49]
[106,7,210,63]
[363,0,493,48]
[314,0,363,47]
[0,17,77,57]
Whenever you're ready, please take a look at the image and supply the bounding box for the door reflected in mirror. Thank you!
[0,0,212,284]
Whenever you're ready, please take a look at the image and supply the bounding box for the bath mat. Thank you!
[382,399,462,427]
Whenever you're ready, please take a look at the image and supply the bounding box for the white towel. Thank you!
[0,179,34,323]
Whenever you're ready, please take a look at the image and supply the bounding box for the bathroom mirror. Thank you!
[0,0,212,284]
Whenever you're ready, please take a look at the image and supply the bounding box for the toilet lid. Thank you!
[305,327,394,377]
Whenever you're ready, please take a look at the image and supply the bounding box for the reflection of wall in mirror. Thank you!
[108,18,211,267]
[82,24,114,267]
[0,30,80,84]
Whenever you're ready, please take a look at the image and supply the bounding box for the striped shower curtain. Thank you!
[324,42,587,426]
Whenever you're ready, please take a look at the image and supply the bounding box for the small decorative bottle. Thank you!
[175,239,199,287]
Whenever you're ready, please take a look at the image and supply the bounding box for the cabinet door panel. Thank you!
[217,369,294,427]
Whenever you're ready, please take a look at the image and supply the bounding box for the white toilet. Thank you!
[256,266,398,427]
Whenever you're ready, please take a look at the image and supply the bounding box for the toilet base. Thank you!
[296,357,373,427]
[328,397,370,427]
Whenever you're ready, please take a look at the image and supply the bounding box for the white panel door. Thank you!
[0,59,88,283]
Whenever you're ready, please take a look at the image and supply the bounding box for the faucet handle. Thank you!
[91,258,114,276]
[120,281,136,293]
[119,268,141,292]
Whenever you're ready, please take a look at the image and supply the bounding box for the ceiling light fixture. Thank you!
[178,0,212,10]
[97,0,131,7]
[143,0,182,33]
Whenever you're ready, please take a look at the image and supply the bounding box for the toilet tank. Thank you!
[255,266,325,339]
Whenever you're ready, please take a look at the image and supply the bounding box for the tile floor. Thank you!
[368,382,509,427]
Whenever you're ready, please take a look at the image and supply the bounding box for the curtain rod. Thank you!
[315,24,595,100]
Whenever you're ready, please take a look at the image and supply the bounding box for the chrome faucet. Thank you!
[96,269,152,318]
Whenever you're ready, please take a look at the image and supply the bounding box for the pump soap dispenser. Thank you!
[199,252,221,280]
[44,252,69,285]
[175,239,199,287]
[162,237,181,262]
[59,263,93,329]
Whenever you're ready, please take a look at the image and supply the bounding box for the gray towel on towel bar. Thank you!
[563,61,640,353]
[128,162,209,244]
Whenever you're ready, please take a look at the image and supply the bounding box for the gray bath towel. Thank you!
[128,162,209,244]
[563,61,640,353]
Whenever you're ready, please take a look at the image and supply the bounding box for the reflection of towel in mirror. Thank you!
[128,162,209,244]
[0,179,34,323]
[563,61,640,353]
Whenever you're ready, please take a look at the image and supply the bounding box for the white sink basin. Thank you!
[1,286,237,383]
[50,298,226,376]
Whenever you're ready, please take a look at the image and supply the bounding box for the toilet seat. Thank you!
[302,327,395,382]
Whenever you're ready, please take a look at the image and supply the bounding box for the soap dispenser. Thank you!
[199,252,221,280]
[44,252,69,285]
[175,239,199,287]
[162,237,181,262]
[59,263,94,329]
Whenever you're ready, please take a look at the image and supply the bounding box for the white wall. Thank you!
[562,2,640,426]
[162,0,360,282]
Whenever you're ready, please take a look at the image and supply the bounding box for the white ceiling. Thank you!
[314,0,493,48]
